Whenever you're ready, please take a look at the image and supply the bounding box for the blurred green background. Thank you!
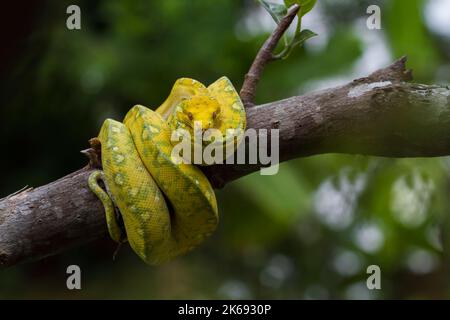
[1,0,450,299]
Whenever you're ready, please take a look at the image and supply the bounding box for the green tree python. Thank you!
[88,77,246,265]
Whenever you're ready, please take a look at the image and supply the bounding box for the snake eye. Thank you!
[212,111,217,119]
[187,112,193,120]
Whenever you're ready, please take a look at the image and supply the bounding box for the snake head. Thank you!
[175,95,221,131]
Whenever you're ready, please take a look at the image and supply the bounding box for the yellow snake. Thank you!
[88,77,246,265]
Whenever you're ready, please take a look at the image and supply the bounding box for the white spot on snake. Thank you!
[195,179,199,185]
[137,228,144,236]
[130,205,138,212]
[128,187,139,197]
[141,212,151,221]
[348,81,392,98]
[225,85,234,92]
[232,102,242,110]
[111,126,121,133]
[112,146,119,151]
[142,128,149,140]
[114,173,125,186]
[149,125,159,133]
[113,153,125,163]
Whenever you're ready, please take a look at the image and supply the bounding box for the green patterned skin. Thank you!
[88,77,246,265]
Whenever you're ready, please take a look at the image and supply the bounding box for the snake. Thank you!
[88,77,246,265]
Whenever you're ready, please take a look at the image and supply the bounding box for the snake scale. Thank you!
[88,77,246,265]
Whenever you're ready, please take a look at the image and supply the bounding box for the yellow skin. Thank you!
[88,77,246,265]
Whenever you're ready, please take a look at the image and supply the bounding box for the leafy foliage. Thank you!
[257,0,318,59]
[285,0,317,17]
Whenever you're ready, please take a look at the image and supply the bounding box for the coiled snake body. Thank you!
[88,77,246,265]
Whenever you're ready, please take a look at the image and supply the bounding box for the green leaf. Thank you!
[291,28,317,47]
[284,0,317,17]
[275,29,317,59]
[257,0,287,24]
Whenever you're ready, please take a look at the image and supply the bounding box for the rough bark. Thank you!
[2,57,450,268]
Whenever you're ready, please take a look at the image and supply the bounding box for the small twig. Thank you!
[80,137,102,169]
[240,4,300,107]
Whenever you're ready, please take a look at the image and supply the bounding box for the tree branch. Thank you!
[240,4,300,107]
[2,57,450,268]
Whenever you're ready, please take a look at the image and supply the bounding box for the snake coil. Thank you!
[88,77,246,265]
